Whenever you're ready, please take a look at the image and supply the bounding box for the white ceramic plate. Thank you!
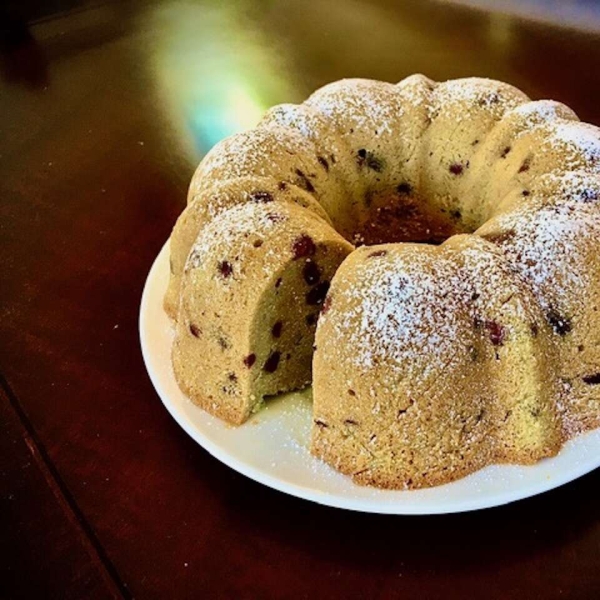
[140,242,600,514]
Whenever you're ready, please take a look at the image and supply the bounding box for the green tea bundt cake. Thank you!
[165,75,600,489]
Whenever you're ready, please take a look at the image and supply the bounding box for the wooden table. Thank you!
[2,1,600,598]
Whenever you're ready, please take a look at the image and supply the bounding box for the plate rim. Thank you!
[139,241,600,515]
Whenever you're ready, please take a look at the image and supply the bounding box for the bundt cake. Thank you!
[165,75,600,489]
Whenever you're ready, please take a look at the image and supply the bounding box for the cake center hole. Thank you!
[349,185,472,247]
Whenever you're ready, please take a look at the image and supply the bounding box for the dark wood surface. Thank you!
[2,1,600,598]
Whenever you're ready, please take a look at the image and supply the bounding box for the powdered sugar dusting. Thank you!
[323,249,470,387]
[323,237,547,389]
[394,73,435,105]
[190,124,318,194]
[503,102,579,147]
[488,171,600,310]
[542,122,600,171]
[203,186,265,221]
[511,100,576,127]
[262,103,335,141]
[430,78,528,122]
[187,202,299,280]
[543,169,600,201]
[307,79,403,137]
